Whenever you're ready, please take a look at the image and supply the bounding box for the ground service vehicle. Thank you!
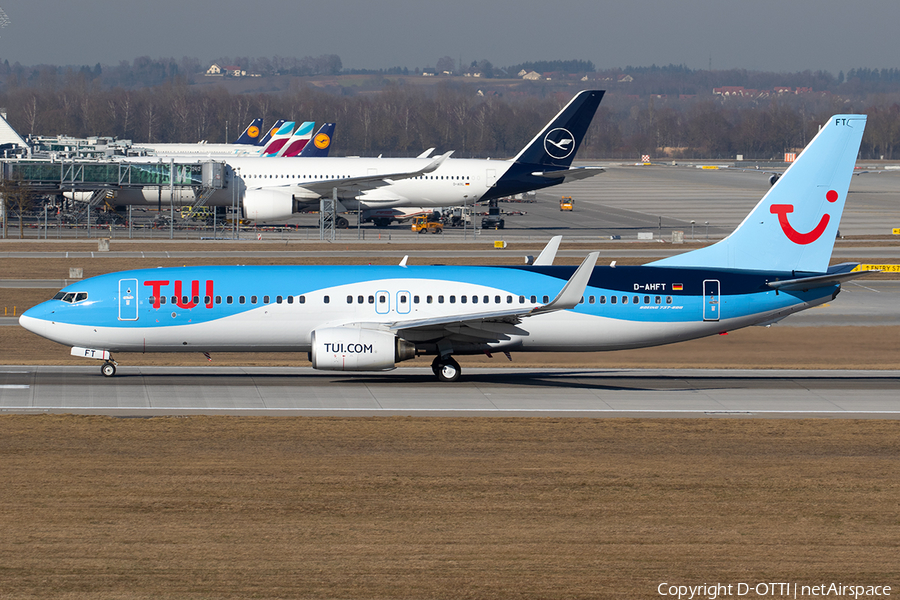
[560,196,574,211]
[411,215,443,234]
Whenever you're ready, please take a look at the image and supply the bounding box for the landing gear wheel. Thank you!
[101,362,117,377]
[336,216,349,229]
[432,356,461,382]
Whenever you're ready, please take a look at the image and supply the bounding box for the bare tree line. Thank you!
[2,80,899,159]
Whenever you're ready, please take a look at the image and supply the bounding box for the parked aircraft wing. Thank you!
[289,151,453,198]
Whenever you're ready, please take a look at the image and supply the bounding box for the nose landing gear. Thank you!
[101,361,117,377]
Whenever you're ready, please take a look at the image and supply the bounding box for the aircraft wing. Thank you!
[530,166,604,182]
[386,252,600,336]
[284,151,453,198]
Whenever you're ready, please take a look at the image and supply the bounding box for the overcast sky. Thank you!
[1,0,897,75]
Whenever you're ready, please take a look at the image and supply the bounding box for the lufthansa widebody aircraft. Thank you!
[233,90,605,222]
[20,115,872,382]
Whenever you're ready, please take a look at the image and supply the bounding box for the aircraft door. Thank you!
[375,290,390,314]
[118,278,139,321]
[486,169,497,188]
[396,290,411,314]
[703,279,720,321]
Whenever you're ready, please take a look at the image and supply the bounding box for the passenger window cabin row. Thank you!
[147,293,675,307]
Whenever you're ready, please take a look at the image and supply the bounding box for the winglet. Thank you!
[417,148,436,159]
[399,255,409,267]
[532,235,563,266]
[532,251,598,314]
[422,151,453,174]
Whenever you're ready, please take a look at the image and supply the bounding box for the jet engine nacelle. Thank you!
[310,327,417,371]
[769,173,781,186]
[242,188,296,222]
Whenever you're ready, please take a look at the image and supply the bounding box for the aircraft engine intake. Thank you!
[310,327,416,371]
[242,188,297,222]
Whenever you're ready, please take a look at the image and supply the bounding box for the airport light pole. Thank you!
[691,220,695,240]
[705,221,709,240]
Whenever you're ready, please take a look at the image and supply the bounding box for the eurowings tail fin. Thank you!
[511,90,604,169]
[298,123,335,157]
[648,115,867,273]
[260,121,296,156]
[233,118,264,145]
[279,121,316,157]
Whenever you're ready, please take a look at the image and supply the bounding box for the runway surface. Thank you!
[1,366,898,418]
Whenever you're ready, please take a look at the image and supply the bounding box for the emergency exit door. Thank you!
[118,278,139,321]
[703,279,720,322]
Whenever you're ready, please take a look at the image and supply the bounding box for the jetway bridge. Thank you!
[0,158,228,212]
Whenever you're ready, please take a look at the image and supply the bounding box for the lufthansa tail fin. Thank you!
[298,123,335,157]
[649,115,866,273]
[511,90,604,168]
[279,121,316,157]
[257,119,286,146]
[261,121,296,156]
[233,118,264,145]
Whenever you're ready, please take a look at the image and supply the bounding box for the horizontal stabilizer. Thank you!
[530,166,604,182]
[767,263,880,291]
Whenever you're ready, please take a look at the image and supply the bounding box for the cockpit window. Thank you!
[56,292,88,303]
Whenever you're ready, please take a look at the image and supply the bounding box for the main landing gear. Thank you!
[431,356,461,382]
[101,361,117,377]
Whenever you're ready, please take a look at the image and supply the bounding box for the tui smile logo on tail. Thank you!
[543,128,575,159]
[770,189,839,245]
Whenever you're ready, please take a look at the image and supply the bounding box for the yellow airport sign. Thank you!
[893,228,900,235]
[493,241,507,249]
[852,264,900,272]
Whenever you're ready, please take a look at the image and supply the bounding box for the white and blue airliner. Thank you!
[20,114,873,381]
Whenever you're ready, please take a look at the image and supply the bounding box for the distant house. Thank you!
[522,71,541,81]
[205,64,223,76]
[422,69,436,77]
[223,65,246,77]
[618,75,634,83]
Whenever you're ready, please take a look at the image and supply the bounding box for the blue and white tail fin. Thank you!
[233,118,264,145]
[511,90,604,169]
[649,115,866,273]
[297,123,335,157]
[256,119,286,146]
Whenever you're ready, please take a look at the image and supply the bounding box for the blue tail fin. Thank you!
[233,118,264,145]
[257,119,286,146]
[298,123,335,157]
[649,115,866,273]
[511,90,604,168]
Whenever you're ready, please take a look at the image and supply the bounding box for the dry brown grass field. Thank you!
[1,416,898,600]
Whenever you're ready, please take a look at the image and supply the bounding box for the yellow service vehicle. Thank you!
[411,215,443,234]
[560,196,574,211]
